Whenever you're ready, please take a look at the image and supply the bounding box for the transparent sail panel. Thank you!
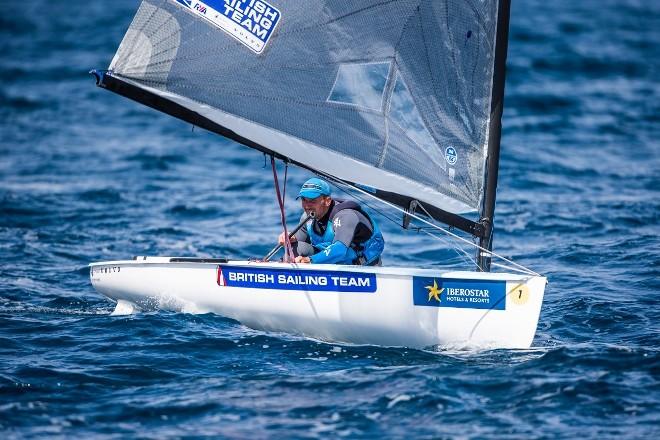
[388,73,446,173]
[328,62,391,111]
[108,0,500,213]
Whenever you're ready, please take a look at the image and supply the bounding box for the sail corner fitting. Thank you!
[89,69,111,87]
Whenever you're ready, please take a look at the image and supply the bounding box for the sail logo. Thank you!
[217,265,377,292]
[445,146,458,165]
[174,0,281,54]
[412,277,506,310]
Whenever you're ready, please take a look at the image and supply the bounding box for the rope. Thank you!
[314,170,541,277]
[270,157,294,262]
[415,200,483,270]
[418,228,479,268]
[283,161,288,203]
[329,178,478,268]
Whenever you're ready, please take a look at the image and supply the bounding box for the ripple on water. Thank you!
[0,0,659,438]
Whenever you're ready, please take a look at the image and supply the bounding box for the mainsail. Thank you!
[94,0,510,245]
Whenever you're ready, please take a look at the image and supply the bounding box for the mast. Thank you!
[478,0,512,272]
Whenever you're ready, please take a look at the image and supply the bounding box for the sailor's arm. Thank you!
[278,213,310,245]
[306,241,350,264]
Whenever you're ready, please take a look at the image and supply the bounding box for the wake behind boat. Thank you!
[89,0,547,349]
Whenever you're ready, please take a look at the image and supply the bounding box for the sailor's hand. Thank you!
[294,256,311,264]
[278,232,297,245]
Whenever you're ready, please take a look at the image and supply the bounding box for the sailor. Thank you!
[278,178,385,265]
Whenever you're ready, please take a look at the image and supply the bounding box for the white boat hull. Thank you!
[90,257,546,349]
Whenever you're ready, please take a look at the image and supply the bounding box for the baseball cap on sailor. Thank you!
[297,178,331,199]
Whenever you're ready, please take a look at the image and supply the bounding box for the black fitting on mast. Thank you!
[402,199,419,229]
[477,216,493,270]
[478,0,512,272]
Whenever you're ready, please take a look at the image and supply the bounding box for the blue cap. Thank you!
[297,178,331,199]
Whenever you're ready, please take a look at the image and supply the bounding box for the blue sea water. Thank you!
[1,0,659,438]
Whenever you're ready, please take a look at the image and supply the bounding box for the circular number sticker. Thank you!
[509,284,530,306]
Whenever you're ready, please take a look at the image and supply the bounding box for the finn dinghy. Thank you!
[89,0,547,349]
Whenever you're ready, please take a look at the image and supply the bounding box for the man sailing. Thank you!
[278,178,385,265]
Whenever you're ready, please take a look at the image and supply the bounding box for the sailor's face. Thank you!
[301,195,331,218]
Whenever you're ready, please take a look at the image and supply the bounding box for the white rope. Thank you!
[490,261,539,276]
[316,170,541,277]
[332,182,477,268]
[414,201,482,270]
[417,227,479,268]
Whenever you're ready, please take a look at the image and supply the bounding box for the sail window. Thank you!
[388,73,445,170]
[327,62,391,111]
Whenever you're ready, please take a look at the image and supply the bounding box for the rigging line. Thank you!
[330,182,402,227]
[328,179,477,269]
[490,261,538,276]
[473,235,486,272]
[270,157,294,261]
[335,178,422,229]
[418,228,478,268]
[314,170,540,277]
[283,160,288,203]
[416,201,483,270]
[336,183,475,267]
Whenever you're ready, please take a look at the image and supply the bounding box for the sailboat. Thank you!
[89,0,547,349]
